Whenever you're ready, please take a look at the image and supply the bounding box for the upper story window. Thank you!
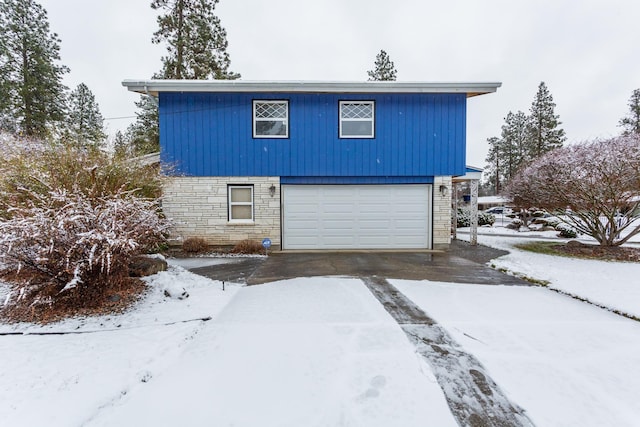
[253,100,289,138]
[339,101,375,138]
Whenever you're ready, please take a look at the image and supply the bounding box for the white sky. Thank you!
[39,0,640,167]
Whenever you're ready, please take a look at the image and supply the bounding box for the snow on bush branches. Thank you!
[506,135,640,246]
[0,134,169,317]
[0,189,169,291]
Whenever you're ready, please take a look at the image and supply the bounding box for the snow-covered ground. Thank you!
[457,226,640,318]
[392,280,640,427]
[0,269,457,427]
[1,238,640,426]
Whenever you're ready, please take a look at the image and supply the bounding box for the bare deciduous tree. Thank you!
[505,135,640,246]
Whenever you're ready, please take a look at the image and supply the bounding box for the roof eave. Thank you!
[122,80,501,98]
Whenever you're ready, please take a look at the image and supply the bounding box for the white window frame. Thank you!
[253,100,289,138]
[228,185,254,223]
[339,101,375,138]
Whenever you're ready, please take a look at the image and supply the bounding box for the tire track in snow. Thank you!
[362,276,535,427]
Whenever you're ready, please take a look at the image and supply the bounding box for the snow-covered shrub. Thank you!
[456,208,495,228]
[0,134,162,218]
[0,189,170,295]
[556,223,578,238]
[0,134,169,320]
[539,217,561,228]
[506,135,640,246]
[506,218,523,230]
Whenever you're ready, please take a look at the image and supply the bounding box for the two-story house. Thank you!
[122,80,500,250]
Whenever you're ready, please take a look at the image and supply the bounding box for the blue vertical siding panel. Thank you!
[387,96,396,176]
[400,95,409,175]
[460,97,467,172]
[408,99,424,175]
[194,95,203,176]
[380,97,391,176]
[159,91,467,178]
[428,96,436,173]
[440,96,449,175]
[288,96,297,175]
[201,95,210,175]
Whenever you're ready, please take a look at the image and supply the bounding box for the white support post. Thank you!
[470,179,479,246]
[452,182,458,240]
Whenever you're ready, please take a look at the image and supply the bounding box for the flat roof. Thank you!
[122,79,501,98]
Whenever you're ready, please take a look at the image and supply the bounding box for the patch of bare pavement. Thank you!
[245,241,528,286]
[362,276,535,427]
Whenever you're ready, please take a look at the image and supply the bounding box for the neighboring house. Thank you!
[477,195,512,211]
[122,80,500,250]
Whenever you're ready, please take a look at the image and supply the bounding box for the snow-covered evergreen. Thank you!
[62,83,107,146]
[0,0,69,138]
[619,88,640,136]
[525,81,566,157]
[367,49,397,81]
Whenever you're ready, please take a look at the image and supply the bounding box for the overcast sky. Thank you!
[39,0,640,167]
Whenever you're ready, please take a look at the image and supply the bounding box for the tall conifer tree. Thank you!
[151,0,240,80]
[126,96,160,155]
[128,0,240,154]
[526,82,566,158]
[63,83,106,146]
[500,111,529,180]
[619,88,640,136]
[0,0,68,138]
[367,50,397,81]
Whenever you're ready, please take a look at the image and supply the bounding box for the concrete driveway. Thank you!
[188,240,530,286]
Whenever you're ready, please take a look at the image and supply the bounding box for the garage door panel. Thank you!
[283,185,431,250]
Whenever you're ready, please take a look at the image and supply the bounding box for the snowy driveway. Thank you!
[82,277,459,427]
[2,267,640,426]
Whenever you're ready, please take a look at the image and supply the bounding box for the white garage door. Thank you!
[282,184,431,250]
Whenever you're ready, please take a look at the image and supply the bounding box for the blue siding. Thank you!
[159,92,467,178]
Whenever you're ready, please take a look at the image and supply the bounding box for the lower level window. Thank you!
[228,185,254,222]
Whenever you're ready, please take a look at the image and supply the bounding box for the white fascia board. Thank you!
[453,171,483,182]
[122,80,501,98]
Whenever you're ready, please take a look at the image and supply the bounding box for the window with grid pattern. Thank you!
[339,101,375,138]
[253,100,288,138]
[228,186,254,222]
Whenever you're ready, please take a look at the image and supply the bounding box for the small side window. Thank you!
[339,101,375,138]
[253,100,289,138]
[228,185,254,222]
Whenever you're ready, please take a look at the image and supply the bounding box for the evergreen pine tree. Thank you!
[525,82,566,158]
[112,130,128,157]
[0,0,69,138]
[126,96,159,155]
[129,0,240,154]
[367,50,397,81]
[619,88,640,136]
[484,136,503,194]
[151,0,240,80]
[62,83,106,146]
[500,111,529,181]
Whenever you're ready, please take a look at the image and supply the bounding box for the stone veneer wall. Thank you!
[162,176,281,248]
[432,176,452,249]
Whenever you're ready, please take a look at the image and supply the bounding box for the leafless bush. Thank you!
[182,237,209,254]
[230,239,265,254]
